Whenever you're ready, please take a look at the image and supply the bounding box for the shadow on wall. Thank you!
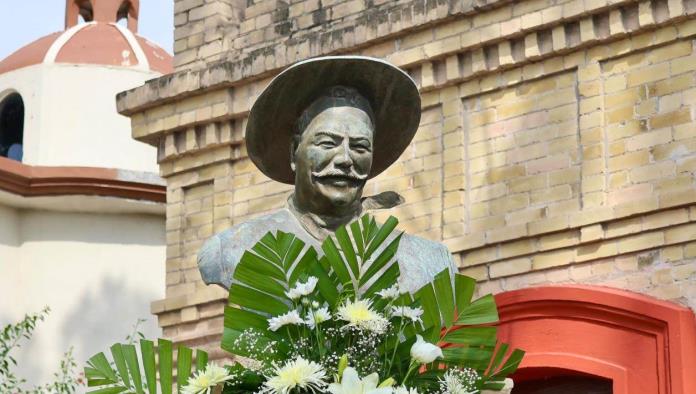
[59,275,161,366]
[19,210,164,246]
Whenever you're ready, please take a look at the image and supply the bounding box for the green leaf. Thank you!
[85,338,204,394]
[309,257,339,307]
[158,338,173,394]
[195,349,208,371]
[350,220,365,257]
[360,234,401,286]
[433,269,455,328]
[454,274,476,311]
[140,340,157,394]
[85,353,117,382]
[110,344,131,389]
[228,284,289,316]
[443,327,497,346]
[455,294,498,325]
[224,306,272,332]
[87,387,128,394]
[364,215,398,259]
[177,345,193,390]
[322,236,353,290]
[363,261,400,298]
[122,344,143,394]
[335,225,359,277]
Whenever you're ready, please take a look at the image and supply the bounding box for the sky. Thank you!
[0,1,174,60]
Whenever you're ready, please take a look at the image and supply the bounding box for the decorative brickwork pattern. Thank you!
[121,0,696,358]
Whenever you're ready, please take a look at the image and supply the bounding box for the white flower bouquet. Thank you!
[84,215,523,394]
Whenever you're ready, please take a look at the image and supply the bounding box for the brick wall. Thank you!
[119,0,696,358]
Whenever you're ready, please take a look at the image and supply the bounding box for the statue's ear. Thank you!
[289,137,297,172]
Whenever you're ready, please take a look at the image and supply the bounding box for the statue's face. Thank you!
[292,106,374,212]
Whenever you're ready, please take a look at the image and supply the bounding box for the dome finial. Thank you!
[65,0,139,32]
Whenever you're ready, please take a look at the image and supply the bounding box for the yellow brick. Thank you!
[617,231,664,254]
[486,224,527,243]
[650,74,694,97]
[499,239,537,258]
[664,223,696,244]
[651,109,692,129]
[605,88,641,109]
[625,128,672,151]
[648,41,693,64]
[643,208,690,230]
[490,258,532,278]
[489,194,530,215]
[581,224,604,242]
[605,217,641,238]
[461,247,497,266]
[509,174,547,192]
[576,241,618,262]
[459,265,488,281]
[614,195,658,217]
[579,80,601,97]
[530,184,573,204]
[627,63,670,87]
[608,151,650,171]
[605,106,634,124]
[529,216,571,237]
[533,249,575,270]
[630,161,676,182]
[548,167,580,186]
[604,75,627,93]
[470,215,506,232]
[685,241,696,258]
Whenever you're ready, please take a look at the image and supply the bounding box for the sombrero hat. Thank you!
[245,56,421,184]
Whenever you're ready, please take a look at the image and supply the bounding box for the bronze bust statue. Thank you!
[198,56,455,292]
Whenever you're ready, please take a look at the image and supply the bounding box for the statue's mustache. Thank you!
[311,168,368,181]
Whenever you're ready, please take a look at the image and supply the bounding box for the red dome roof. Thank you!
[0,22,172,75]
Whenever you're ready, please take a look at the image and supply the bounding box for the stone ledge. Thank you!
[118,0,667,116]
[125,2,696,162]
[458,205,696,280]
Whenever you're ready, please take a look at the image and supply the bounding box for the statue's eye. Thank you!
[317,139,336,148]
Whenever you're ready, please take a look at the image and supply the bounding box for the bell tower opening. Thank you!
[78,0,94,22]
[0,93,25,162]
[65,0,139,32]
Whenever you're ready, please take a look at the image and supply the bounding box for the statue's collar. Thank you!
[286,191,404,241]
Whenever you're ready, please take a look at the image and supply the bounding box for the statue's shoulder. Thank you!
[393,232,456,293]
[198,209,298,289]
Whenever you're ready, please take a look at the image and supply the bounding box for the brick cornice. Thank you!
[117,0,693,118]
[0,157,166,203]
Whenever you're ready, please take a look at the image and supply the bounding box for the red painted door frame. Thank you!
[495,285,696,394]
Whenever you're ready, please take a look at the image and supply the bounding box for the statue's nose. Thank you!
[333,144,352,169]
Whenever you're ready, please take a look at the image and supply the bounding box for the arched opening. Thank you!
[77,0,94,23]
[115,0,139,32]
[513,368,612,393]
[0,93,25,162]
[495,285,696,394]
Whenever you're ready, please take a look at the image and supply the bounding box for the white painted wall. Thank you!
[0,204,19,262]
[0,205,165,385]
[0,63,160,172]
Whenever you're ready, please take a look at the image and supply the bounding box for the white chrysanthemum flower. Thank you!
[268,310,304,331]
[337,299,389,334]
[410,334,443,364]
[328,367,393,394]
[260,356,327,394]
[182,363,234,394]
[286,277,319,299]
[438,368,479,394]
[390,306,423,323]
[306,306,331,329]
[376,284,401,299]
[394,386,419,394]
